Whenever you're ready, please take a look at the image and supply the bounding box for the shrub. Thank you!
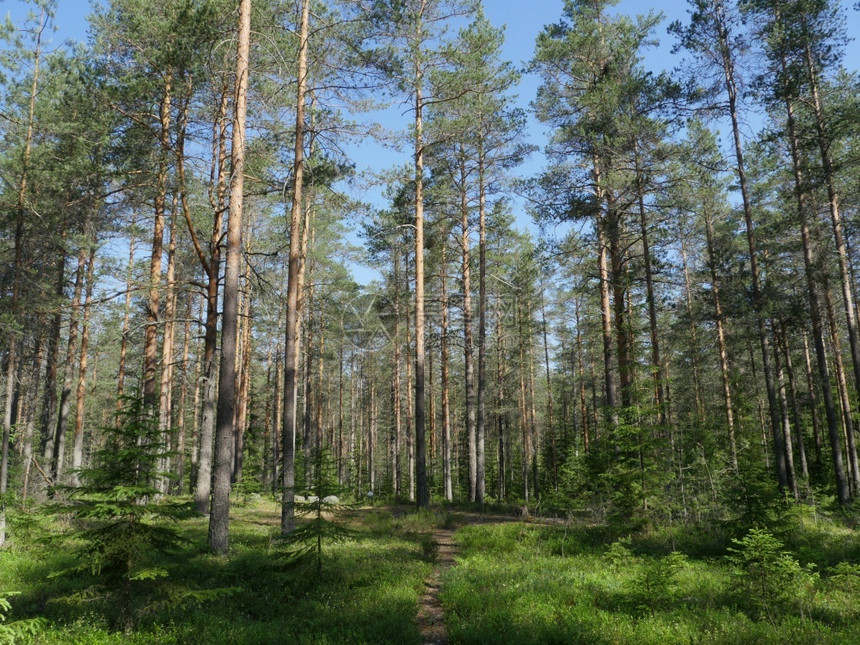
[49,395,189,632]
[278,448,354,573]
[0,592,45,644]
[727,528,818,622]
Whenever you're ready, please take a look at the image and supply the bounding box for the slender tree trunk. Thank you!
[781,330,809,483]
[476,155,487,503]
[540,286,557,490]
[40,236,66,462]
[594,157,619,426]
[282,0,310,534]
[116,220,136,425]
[824,281,860,494]
[21,335,44,500]
[716,6,787,488]
[574,297,590,453]
[679,228,705,423]
[414,57,429,510]
[441,245,452,501]
[606,192,632,409]
[774,343,798,500]
[143,72,172,412]
[392,256,402,496]
[458,152,477,502]
[209,0,252,555]
[517,301,530,503]
[158,208,178,493]
[405,259,415,501]
[175,292,192,493]
[495,297,506,500]
[802,332,823,466]
[71,246,96,486]
[782,83,848,501]
[703,209,737,469]
[52,247,87,482]
[193,87,228,515]
[633,138,666,425]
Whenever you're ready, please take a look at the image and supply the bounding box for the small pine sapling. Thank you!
[278,447,354,573]
[51,395,190,632]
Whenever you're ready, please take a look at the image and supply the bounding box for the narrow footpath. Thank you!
[415,525,457,644]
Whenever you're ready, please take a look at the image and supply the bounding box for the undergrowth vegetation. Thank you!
[0,500,434,644]
[441,514,860,644]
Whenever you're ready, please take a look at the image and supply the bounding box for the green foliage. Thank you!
[727,528,818,622]
[826,562,860,593]
[632,552,688,616]
[444,519,859,644]
[277,448,355,573]
[416,532,439,562]
[50,395,189,631]
[0,592,46,644]
[723,456,793,539]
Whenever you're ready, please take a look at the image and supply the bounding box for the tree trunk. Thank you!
[158,208,178,493]
[703,208,737,470]
[824,280,860,495]
[71,246,96,486]
[414,59,429,510]
[209,0,252,555]
[476,155,487,503]
[441,244,452,501]
[52,246,87,483]
[458,152,477,502]
[782,81,848,501]
[40,235,66,462]
[143,73,172,412]
[193,87,228,515]
[281,0,310,535]
[716,4,787,489]
[116,220,136,425]
[594,156,619,426]
[633,139,666,426]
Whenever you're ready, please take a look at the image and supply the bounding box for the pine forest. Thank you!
[1,1,860,643]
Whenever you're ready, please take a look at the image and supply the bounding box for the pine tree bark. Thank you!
[703,207,737,470]
[71,247,96,486]
[281,0,310,535]
[476,156,487,503]
[52,246,87,483]
[715,1,787,488]
[209,0,252,555]
[458,152,477,502]
[192,87,228,515]
[781,80,848,502]
[441,245,452,501]
[143,73,172,412]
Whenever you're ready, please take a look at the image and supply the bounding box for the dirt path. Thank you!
[413,511,524,644]
[415,526,457,644]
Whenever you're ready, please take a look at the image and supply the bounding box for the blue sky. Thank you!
[5,0,859,286]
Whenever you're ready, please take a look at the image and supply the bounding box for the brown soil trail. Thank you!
[413,510,524,645]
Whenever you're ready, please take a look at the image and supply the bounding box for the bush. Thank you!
[727,528,818,622]
[0,592,45,644]
[49,396,189,632]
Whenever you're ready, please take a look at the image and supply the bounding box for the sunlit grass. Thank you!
[1,498,432,644]
[442,521,860,645]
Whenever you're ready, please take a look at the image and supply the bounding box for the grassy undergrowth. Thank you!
[0,499,434,644]
[441,517,860,645]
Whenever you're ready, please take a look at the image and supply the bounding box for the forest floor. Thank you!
[2,499,859,644]
[411,508,561,644]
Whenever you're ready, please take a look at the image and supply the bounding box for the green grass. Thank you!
[441,521,860,645]
[0,499,432,644]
